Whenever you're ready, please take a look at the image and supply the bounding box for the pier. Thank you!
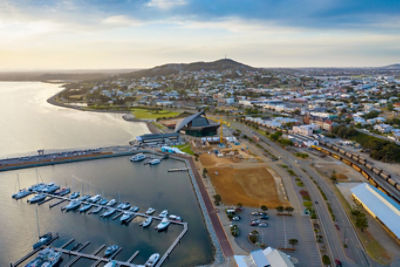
[167,168,188,172]
[12,187,189,267]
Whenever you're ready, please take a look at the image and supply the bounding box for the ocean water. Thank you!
[0,82,213,266]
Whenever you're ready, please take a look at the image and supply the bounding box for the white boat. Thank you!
[159,209,168,218]
[105,261,119,267]
[145,207,156,215]
[155,218,170,231]
[120,211,135,223]
[129,206,139,212]
[169,214,183,221]
[141,217,152,228]
[106,199,117,206]
[117,202,131,210]
[145,253,160,267]
[89,206,103,214]
[27,193,47,204]
[12,189,31,199]
[64,200,82,211]
[88,194,101,203]
[130,153,147,162]
[101,208,116,217]
[149,158,161,165]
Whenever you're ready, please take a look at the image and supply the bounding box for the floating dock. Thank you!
[12,187,188,267]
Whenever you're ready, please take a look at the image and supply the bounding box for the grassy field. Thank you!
[131,108,180,119]
[173,143,194,155]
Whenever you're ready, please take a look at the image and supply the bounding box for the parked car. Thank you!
[232,216,241,221]
[251,211,259,216]
[258,223,269,227]
[260,214,269,220]
[250,219,260,226]
[335,224,340,231]
[335,259,343,267]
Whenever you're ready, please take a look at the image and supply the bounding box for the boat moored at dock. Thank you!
[120,211,135,223]
[55,187,70,196]
[78,195,91,201]
[159,209,168,218]
[145,207,156,215]
[64,200,82,211]
[70,192,80,199]
[104,244,119,257]
[27,193,47,204]
[130,153,146,162]
[117,202,131,210]
[106,199,117,206]
[141,217,152,228]
[155,218,170,231]
[88,194,102,203]
[101,208,116,217]
[145,253,160,267]
[33,232,53,249]
[79,203,93,212]
[26,247,62,267]
[148,158,161,165]
[89,205,103,214]
[12,189,31,199]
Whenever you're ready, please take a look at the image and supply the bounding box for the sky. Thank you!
[0,0,400,70]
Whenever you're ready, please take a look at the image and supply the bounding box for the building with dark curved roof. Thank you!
[174,110,220,137]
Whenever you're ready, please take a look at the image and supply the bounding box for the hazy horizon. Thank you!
[1,0,400,70]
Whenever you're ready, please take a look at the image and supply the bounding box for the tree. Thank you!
[260,205,268,211]
[276,206,284,212]
[322,255,331,265]
[285,206,294,215]
[288,238,298,248]
[213,194,222,206]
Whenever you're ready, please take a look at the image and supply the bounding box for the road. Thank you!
[231,120,374,267]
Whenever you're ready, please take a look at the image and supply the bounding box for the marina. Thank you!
[11,183,189,266]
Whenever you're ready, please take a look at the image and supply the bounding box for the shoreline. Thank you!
[47,90,157,134]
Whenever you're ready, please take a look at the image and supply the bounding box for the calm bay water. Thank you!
[0,82,213,266]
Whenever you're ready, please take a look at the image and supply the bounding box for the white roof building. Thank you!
[351,183,400,241]
[234,247,294,267]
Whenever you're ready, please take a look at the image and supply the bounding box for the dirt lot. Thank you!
[200,153,287,207]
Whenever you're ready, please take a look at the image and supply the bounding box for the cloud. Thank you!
[101,15,142,27]
[146,0,187,10]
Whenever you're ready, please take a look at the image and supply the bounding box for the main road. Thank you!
[230,120,374,267]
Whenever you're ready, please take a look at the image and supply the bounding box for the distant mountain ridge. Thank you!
[381,64,400,69]
[123,58,257,78]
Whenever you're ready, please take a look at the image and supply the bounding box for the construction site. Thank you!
[161,112,289,208]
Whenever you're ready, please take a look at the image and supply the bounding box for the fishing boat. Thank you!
[101,208,116,217]
[130,153,147,162]
[12,189,31,199]
[26,248,62,267]
[64,200,82,211]
[141,217,152,228]
[88,194,102,203]
[159,209,168,218]
[117,202,131,210]
[70,192,80,199]
[145,207,156,215]
[89,205,103,214]
[55,187,70,196]
[104,244,119,257]
[155,218,170,231]
[33,232,53,249]
[79,203,93,212]
[120,211,134,223]
[27,193,47,204]
[145,253,160,267]
[106,199,117,206]
[149,158,161,165]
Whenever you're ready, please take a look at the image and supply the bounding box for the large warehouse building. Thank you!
[351,183,400,242]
